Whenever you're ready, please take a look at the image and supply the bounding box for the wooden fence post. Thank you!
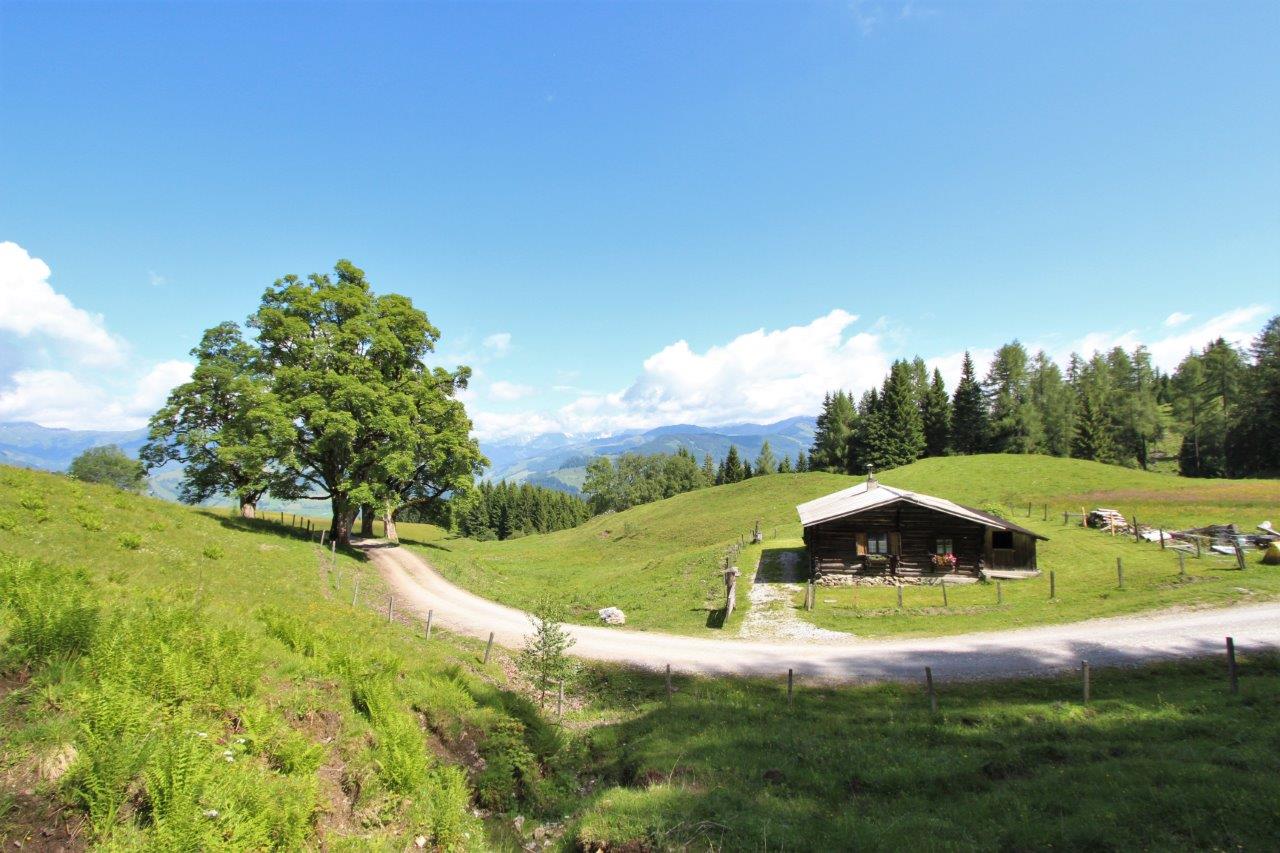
[787,668,794,707]
[1133,516,1140,543]
[425,609,433,639]
[557,681,564,721]
[1043,503,1048,521]
[925,666,937,714]
[483,631,494,664]
[1082,660,1091,703]
[1062,511,1068,526]
[996,581,1003,605]
[1227,637,1239,694]
[387,595,394,623]
[1234,545,1246,571]
[1027,502,1032,518]
[1049,571,1056,599]
[1178,550,1186,577]
[896,583,904,609]
[1116,557,1124,589]
[1195,537,1202,559]
[1159,529,1165,549]
[665,664,673,704]
[940,579,948,607]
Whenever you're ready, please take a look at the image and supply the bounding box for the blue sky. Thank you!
[1,0,1277,437]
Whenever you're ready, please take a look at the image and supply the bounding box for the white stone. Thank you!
[598,607,626,625]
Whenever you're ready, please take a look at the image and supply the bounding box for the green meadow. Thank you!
[418,454,1280,636]
[2,463,1279,850]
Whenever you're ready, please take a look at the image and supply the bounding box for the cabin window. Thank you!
[935,537,953,555]
[992,531,1014,549]
[867,532,889,554]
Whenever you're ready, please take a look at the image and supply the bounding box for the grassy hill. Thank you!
[419,455,1280,635]
[3,463,1280,850]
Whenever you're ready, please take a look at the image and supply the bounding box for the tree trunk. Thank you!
[335,508,358,545]
[239,498,256,519]
[359,503,375,538]
[383,501,399,543]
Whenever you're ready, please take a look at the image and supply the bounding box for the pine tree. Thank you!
[985,341,1042,454]
[1072,383,1117,464]
[866,360,925,469]
[950,351,990,454]
[1029,351,1074,457]
[754,440,777,475]
[722,445,744,483]
[794,449,808,472]
[921,368,951,457]
[701,452,716,484]
[778,455,793,473]
[1226,315,1280,476]
[810,391,856,472]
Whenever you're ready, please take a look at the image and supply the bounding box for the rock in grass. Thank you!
[598,607,626,625]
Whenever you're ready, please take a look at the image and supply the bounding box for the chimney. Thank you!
[866,464,877,490]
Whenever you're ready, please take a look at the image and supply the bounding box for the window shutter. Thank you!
[889,531,902,556]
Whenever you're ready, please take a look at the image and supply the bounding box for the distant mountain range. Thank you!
[0,414,818,500]
[480,415,818,493]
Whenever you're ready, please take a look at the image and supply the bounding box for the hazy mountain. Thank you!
[479,415,817,493]
[0,421,149,470]
[3,415,819,503]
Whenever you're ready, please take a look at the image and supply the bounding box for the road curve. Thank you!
[359,539,1280,684]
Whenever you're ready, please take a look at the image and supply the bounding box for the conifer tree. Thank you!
[722,445,745,483]
[985,341,1042,454]
[921,368,951,457]
[1029,351,1074,457]
[778,455,793,473]
[950,351,990,454]
[702,452,716,484]
[754,440,777,475]
[794,449,808,472]
[810,391,856,472]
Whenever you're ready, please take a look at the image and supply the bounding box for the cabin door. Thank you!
[888,531,902,557]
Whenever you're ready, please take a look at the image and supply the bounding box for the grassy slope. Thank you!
[419,455,1280,636]
[0,466,569,850]
[2,463,1279,850]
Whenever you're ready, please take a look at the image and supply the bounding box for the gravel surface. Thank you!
[361,539,1280,684]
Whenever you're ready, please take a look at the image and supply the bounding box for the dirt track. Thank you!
[359,539,1280,683]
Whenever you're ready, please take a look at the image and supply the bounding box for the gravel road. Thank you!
[360,539,1280,684]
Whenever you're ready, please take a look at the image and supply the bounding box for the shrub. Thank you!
[352,679,431,794]
[65,683,157,833]
[73,509,105,532]
[117,533,143,551]
[0,554,99,667]
[0,512,16,531]
[202,545,224,561]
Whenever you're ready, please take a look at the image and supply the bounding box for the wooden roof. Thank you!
[796,479,1048,540]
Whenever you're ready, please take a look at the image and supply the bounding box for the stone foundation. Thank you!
[815,574,979,587]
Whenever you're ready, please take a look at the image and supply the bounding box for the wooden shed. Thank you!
[796,473,1047,579]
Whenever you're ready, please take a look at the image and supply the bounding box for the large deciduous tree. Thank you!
[141,322,294,518]
[249,261,475,544]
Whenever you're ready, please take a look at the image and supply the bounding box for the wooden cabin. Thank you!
[796,474,1047,579]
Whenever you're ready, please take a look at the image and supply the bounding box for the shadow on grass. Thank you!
[568,644,1280,850]
[755,546,807,584]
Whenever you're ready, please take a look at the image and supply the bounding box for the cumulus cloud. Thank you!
[924,305,1269,389]
[0,359,193,430]
[488,380,536,401]
[0,241,127,365]
[472,310,891,440]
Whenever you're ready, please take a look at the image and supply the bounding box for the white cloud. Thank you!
[149,270,167,287]
[482,332,512,356]
[488,380,535,401]
[471,310,892,440]
[0,241,128,365]
[0,359,193,431]
[1048,305,1268,373]
[1164,311,1192,328]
